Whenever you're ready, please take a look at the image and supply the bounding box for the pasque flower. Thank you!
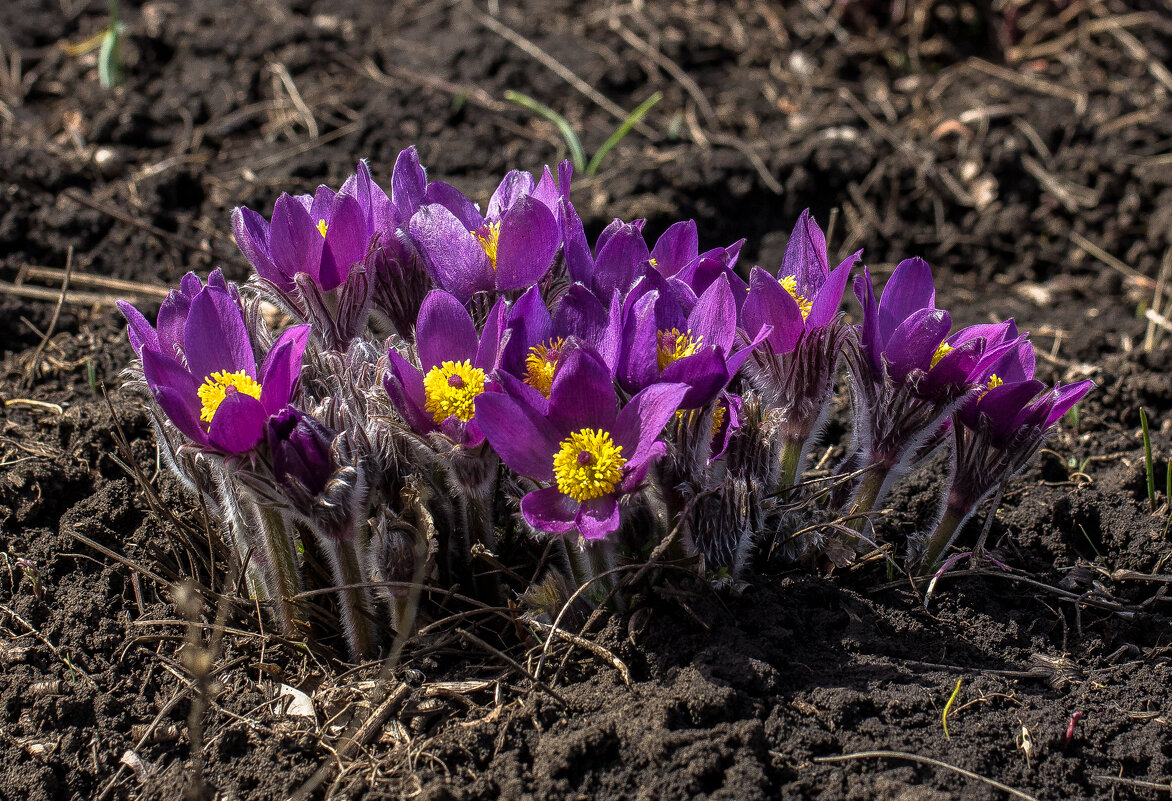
[919,338,1093,571]
[561,183,650,304]
[233,160,392,293]
[383,289,507,447]
[618,271,767,410]
[409,166,562,303]
[120,275,310,453]
[477,347,689,540]
[266,407,335,497]
[741,211,860,487]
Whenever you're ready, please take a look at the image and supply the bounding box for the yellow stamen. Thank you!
[657,328,703,371]
[317,219,328,238]
[987,374,1003,389]
[930,342,954,367]
[422,360,486,424]
[710,405,727,438]
[779,275,813,320]
[524,338,565,397]
[472,221,501,270]
[552,428,627,503]
[648,257,659,268]
[197,370,263,424]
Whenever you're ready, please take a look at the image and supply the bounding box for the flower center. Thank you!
[656,328,703,371]
[986,374,1003,389]
[524,338,565,397]
[197,370,263,424]
[930,342,953,367]
[317,219,328,238]
[552,428,627,503]
[422,360,486,424]
[710,404,727,438]
[472,221,501,270]
[779,275,812,320]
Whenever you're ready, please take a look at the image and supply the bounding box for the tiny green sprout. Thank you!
[1141,407,1156,512]
[942,677,962,740]
[98,0,125,89]
[504,90,663,176]
[1064,403,1080,431]
[86,359,99,395]
[450,91,468,115]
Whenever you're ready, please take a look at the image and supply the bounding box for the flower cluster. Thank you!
[120,148,1092,658]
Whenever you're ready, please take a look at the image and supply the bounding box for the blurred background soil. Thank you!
[1,1,1171,799]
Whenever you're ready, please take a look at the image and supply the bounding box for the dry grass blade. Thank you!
[0,602,99,690]
[1070,232,1156,290]
[458,628,568,707]
[528,619,631,685]
[22,246,72,389]
[812,750,1040,801]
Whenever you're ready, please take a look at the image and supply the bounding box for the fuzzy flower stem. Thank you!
[565,540,594,595]
[319,531,376,660]
[778,437,804,491]
[920,503,968,574]
[587,539,623,612]
[255,504,306,637]
[848,465,889,532]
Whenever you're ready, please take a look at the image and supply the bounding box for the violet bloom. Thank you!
[846,258,1019,522]
[740,211,860,486]
[618,272,767,410]
[266,407,335,496]
[409,166,562,303]
[498,284,616,400]
[648,219,748,302]
[919,339,1093,571]
[120,279,310,454]
[383,289,506,448]
[234,161,390,294]
[561,189,651,304]
[477,347,689,541]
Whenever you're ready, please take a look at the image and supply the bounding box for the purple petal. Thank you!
[560,197,593,285]
[884,307,950,382]
[502,285,554,377]
[207,392,267,453]
[687,273,736,355]
[724,322,772,377]
[409,203,493,303]
[964,379,1045,437]
[575,496,620,541]
[617,290,661,393]
[232,207,284,287]
[416,290,478,370]
[1041,380,1094,428]
[853,268,881,369]
[180,272,203,298]
[806,250,860,330]
[650,220,699,277]
[156,288,194,359]
[521,487,578,535]
[258,324,310,415]
[318,193,369,291]
[391,147,427,224]
[477,296,509,372]
[270,193,323,284]
[141,349,203,442]
[495,195,559,292]
[531,166,559,213]
[783,209,829,297]
[742,266,803,355]
[592,222,649,299]
[487,170,535,220]
[152,385,207,445]
[475,392,559,480]
[549,347,618,434]
[661,347,729,409]
[184,286,255,383]
[919,336,983,394]
[424,181,482,230]
[612,381,690,466]
[384,350,434,434]
[308,185,336,227]
[879,257,936,343]
[116,300,158,356]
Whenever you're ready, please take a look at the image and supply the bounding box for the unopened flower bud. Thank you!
[265,408,335,496]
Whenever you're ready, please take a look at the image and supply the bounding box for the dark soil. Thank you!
[2,1,1171,799]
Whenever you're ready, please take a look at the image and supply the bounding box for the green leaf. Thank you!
[504,90,585,172]
[586,91,662,176]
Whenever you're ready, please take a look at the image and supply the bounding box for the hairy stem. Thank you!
[779,437,804,491]
[256,504,306,637]
[320,532,376,660]
[919,503,969,576]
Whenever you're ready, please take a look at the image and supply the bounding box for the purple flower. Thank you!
[920,333,1093,570]
[383,289,506,447]
[408,166,563,303]
[561,193,650,303]
[647,219,748,303]
[477,347,689,540]
[233,161,392,293]
[498,284,618,399]
[743,210,860,355]
[709,392,742,463]
[120,280,310,453]
[266,407,335,496]
[618,271,768,410]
